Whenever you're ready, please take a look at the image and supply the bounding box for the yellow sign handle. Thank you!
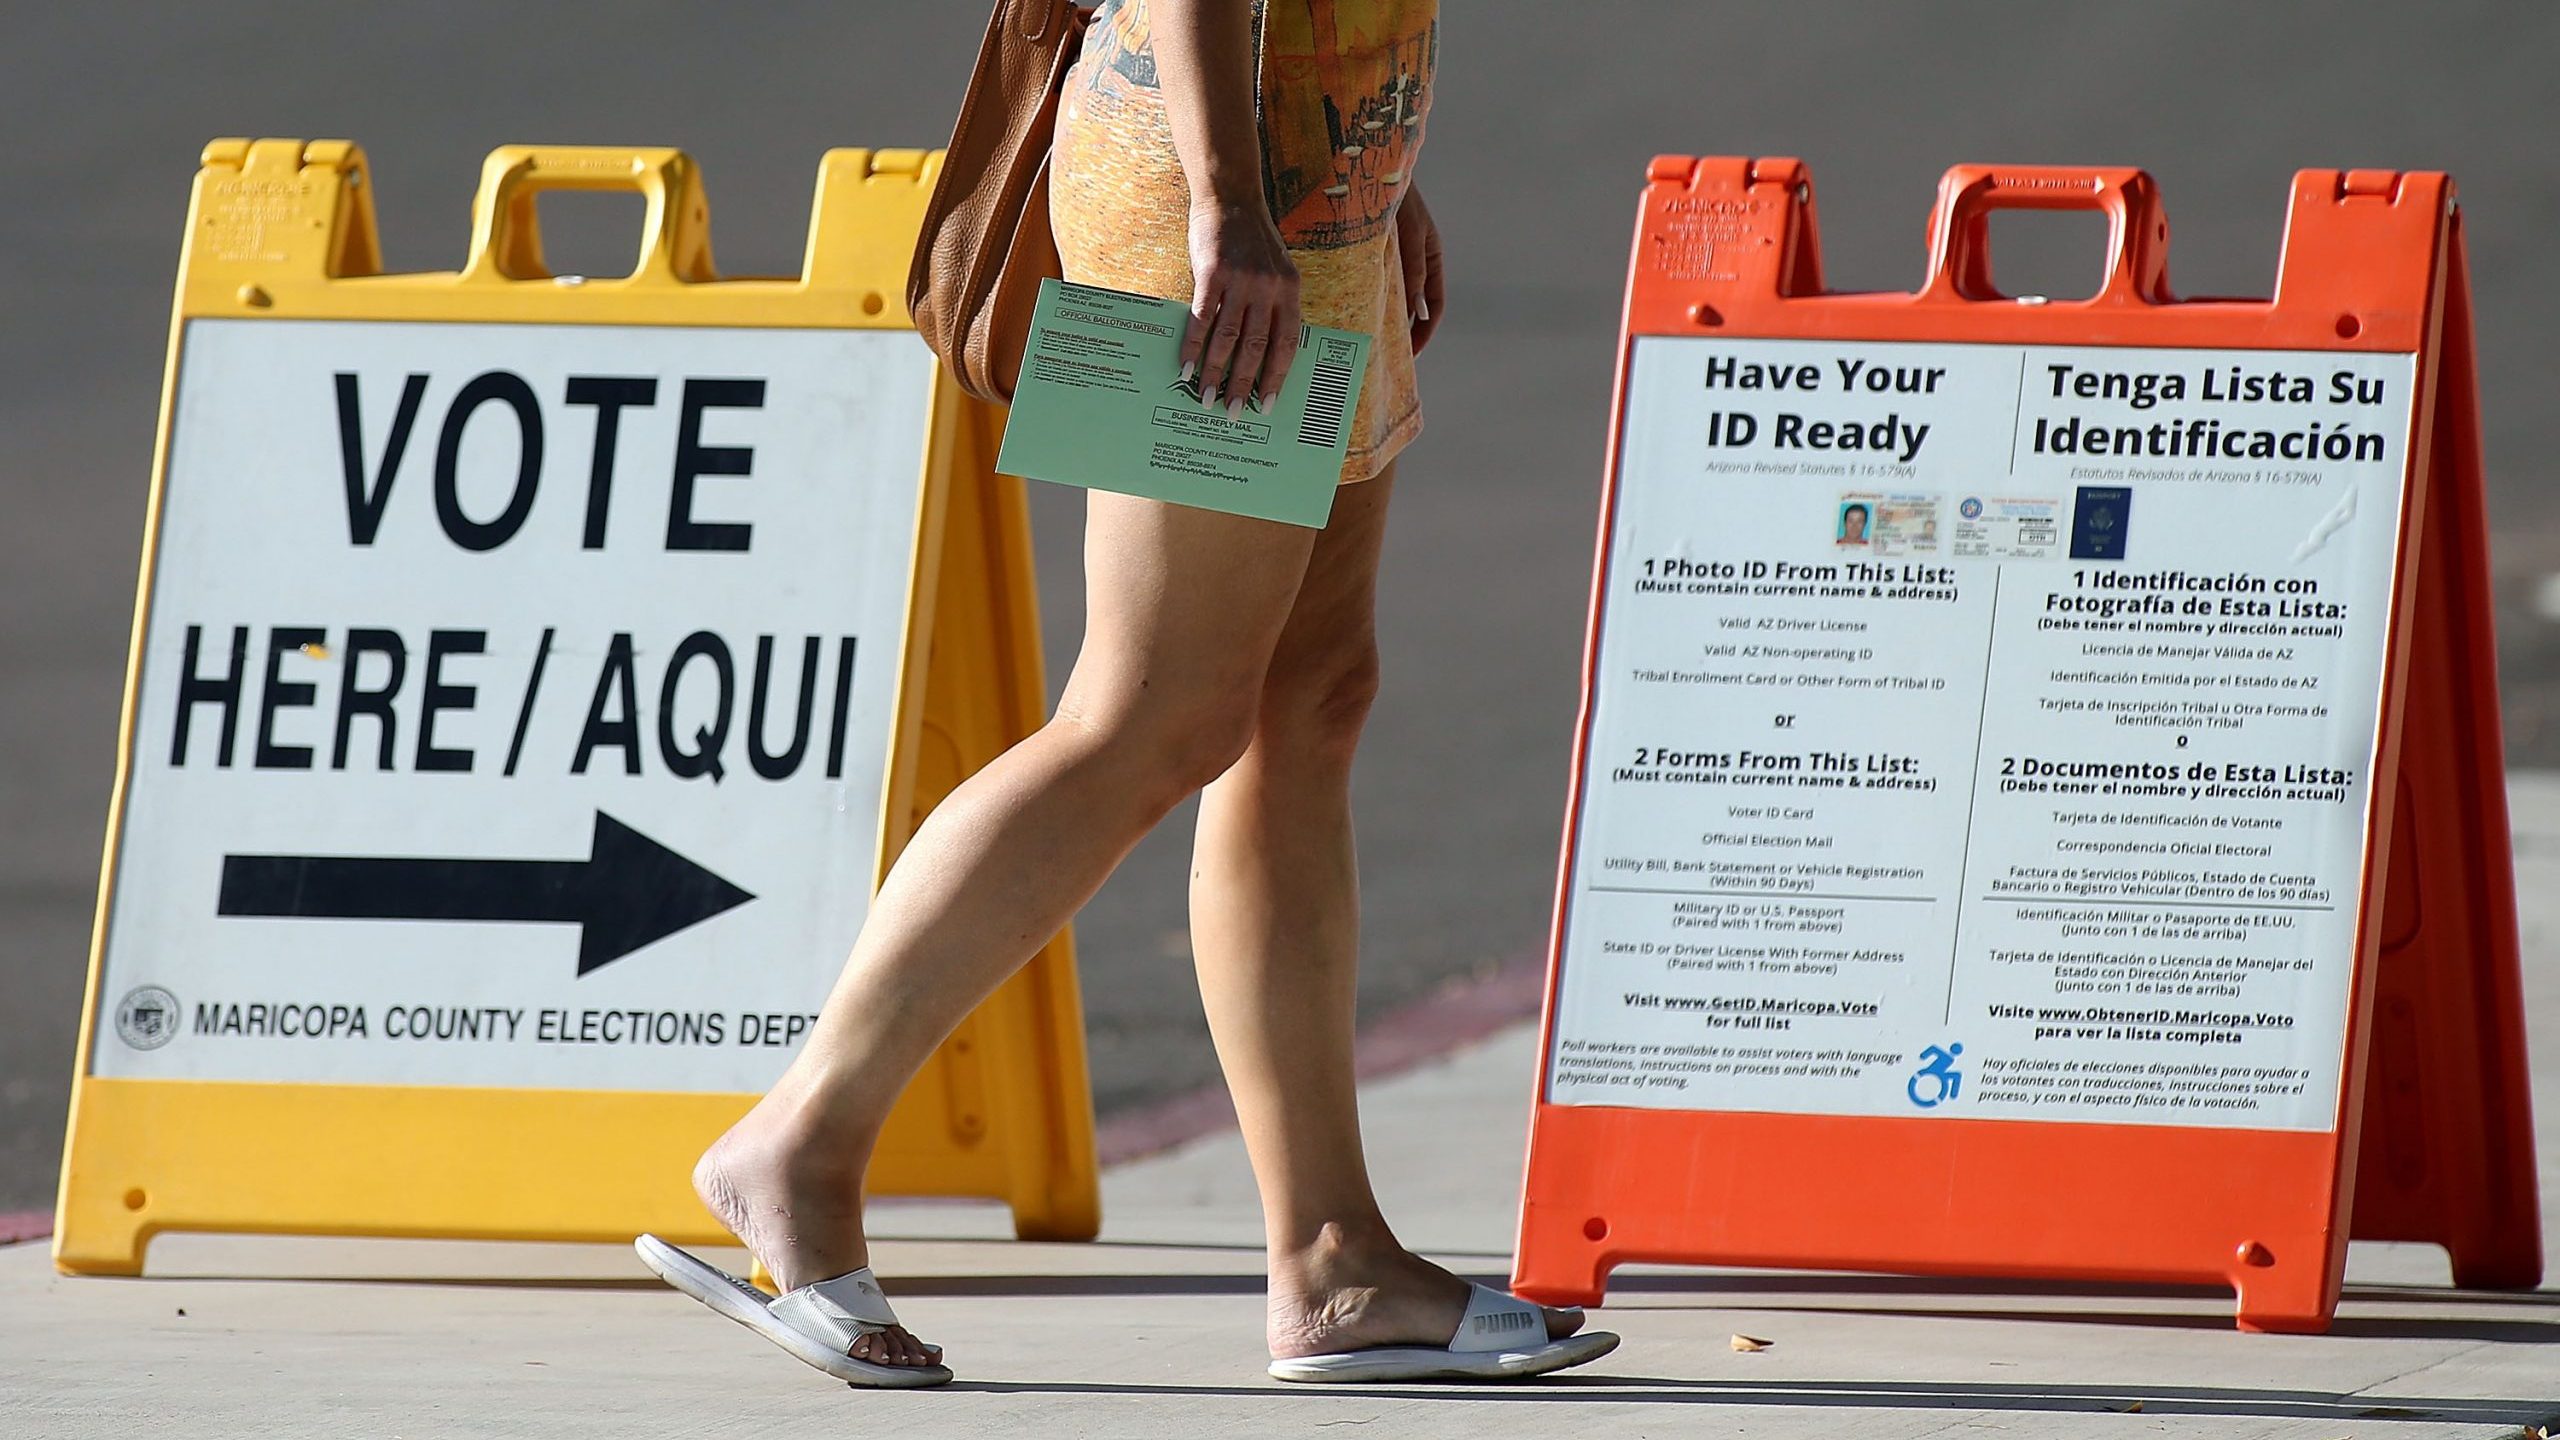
[462,145,716,285]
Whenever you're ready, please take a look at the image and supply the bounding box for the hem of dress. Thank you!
[1343,405,1424,484]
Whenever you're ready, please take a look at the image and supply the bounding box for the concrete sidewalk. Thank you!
[9,784,2560,1439]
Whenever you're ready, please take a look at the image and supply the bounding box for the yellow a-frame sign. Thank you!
[57,140,1098,1273]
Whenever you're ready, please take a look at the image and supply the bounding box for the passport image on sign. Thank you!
[2069,484,2133,560]
[996,280,1370,528]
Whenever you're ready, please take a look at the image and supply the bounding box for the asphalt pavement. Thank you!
[7,1,2560,1212]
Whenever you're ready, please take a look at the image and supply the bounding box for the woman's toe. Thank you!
[1544,1304,1586,1339]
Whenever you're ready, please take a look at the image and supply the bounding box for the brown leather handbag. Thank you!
[906,1,1094,404]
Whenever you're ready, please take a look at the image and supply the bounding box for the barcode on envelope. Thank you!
[1297,353,1353,449]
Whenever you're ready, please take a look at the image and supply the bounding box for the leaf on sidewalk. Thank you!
[2118,1400,2145,1413]
[1729,1333,1773,1352]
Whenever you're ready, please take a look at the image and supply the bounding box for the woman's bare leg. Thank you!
[695,490,1318,1367]
[1187,466,1581,1357]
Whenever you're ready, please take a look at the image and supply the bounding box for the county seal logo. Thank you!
[115,986,180,1050]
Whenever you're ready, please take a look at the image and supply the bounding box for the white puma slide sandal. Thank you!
[634,1234,952,1389]
[1266,1283,1619,1384]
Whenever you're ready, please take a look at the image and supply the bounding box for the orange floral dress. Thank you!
[1050,0,1438,483]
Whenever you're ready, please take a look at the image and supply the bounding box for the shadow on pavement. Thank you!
[131,1259,2560,1340]
[954,1375,2556,1425]
[1644,1301,2560,1345]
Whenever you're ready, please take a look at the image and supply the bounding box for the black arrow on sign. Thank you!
[217,812,755,976]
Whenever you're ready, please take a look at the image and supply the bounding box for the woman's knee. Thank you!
[1057,685,1264,805]
[1256,641,1382,765]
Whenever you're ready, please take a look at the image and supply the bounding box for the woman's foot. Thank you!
[1264,1220,1584,1360]
[692,1105,940,1369]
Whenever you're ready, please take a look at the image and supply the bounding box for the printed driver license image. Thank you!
[1836,490,1941,555]
[1951,494,2062,559]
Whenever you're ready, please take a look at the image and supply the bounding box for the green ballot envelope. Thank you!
[995,279,1371,528]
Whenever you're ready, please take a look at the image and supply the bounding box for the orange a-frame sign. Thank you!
[1514,159,2538,1333]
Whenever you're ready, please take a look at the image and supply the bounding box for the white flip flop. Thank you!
[634,1234,952,1389]
[1266,1283,1619,1384]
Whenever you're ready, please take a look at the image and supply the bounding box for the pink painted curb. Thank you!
[1095,954,1545,1168]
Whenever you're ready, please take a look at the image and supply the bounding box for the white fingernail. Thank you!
[1227,394,1245,420]
[1417,296,1431,321]
[1179,361,1196,383]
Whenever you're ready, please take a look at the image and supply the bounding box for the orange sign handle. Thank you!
[1921,164,2170,304]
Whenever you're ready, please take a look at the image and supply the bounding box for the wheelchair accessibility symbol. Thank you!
[1907,1043,1965,1109]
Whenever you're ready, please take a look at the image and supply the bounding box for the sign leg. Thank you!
[1512,1203,1612,1308]
[902,394,1101,1244]
[52,1172,148,1277]
[2346,230,2542,1290]
[2233,1243,2341,1335]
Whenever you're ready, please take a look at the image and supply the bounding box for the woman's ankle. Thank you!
[1269,1213,1397,1278]
[707,1090,874,1195]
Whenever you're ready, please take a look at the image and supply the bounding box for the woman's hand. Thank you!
[1184,200,1302,417]
[1151,0,1294,416]
[1397,182,1446,355]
